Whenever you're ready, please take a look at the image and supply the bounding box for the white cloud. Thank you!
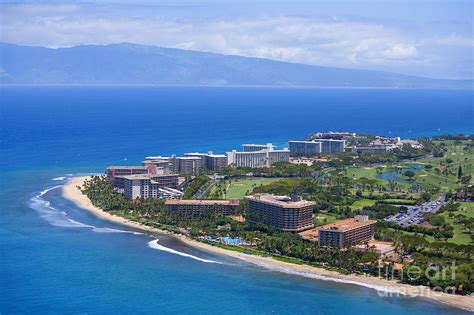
[0,3,472,79]
[383,44,419,60]
[430,35,474,47]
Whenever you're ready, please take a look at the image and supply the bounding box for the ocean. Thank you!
[1,86,473,314]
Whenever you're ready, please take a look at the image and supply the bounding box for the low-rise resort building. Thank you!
[165,199,240,218]
[245,194,315,232]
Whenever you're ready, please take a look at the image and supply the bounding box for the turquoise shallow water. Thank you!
[1,86,473,314]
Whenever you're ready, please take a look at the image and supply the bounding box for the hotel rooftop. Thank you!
[245,194,315,208]
[299,215,376,242]
[165,199,240,205]
[118,174,156,180]
[317,216,376,232]
[107,165,148,170]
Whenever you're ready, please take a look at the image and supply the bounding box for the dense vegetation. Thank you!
[81,135,473,294]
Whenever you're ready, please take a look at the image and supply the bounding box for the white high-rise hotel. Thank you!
[227,143,290,168]
[288,139,345,156]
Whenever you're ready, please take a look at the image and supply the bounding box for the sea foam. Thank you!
[52,177,67,181]
[29,186,142,234]
[148,239,222,264]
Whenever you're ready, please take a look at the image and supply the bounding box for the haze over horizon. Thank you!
[1,0,473,80]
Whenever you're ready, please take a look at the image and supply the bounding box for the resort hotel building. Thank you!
[184,152,228,172]
[315,215,376,248]
[122,175,161,200]
[141,155,201,175]
[245,194,315,232]
[288,140,323,156]
[143,152,227,174]
[311,139,346,154]
[288,139,345,156]
[165,199,240,218]
[116,174,182,199]
[242,143,275,152]
[106,165,154,180]
[227,143,290,168]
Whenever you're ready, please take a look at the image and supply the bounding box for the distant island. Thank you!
[62,132,474,311]
[1,42,472,89]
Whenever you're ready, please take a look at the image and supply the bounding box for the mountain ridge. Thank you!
[1,42,472,89]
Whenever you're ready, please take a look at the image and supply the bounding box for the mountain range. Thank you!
[1,42,471,89]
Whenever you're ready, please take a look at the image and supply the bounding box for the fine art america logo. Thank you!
[376,262,458,297]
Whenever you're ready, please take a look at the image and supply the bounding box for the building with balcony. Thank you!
[122,175,161,200]
[317,215,376,248]
[227,144,290,168]
[106,165,152,181]
[165,199,240,218]
[311,139,345,154]
[288,140,323,156]
[245,194,314,232]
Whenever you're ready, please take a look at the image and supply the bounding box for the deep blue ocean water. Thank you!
[1,86,473,314]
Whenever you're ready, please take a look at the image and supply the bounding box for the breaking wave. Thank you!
[148,239,222,264]
[52,177,67,181]
[29,186,142,235]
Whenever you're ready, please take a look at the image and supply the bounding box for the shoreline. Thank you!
[62,176,474,312]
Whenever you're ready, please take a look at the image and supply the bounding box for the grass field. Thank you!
[435,202,474,245]
[459,202,474,218]
[413,141,474,191]
[440,213,472,245]
[314,213,339,226]
[210,177,284,199]
[344,167,379,180]
[350,199,376,210]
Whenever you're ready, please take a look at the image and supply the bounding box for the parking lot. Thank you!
[384,200,446,226]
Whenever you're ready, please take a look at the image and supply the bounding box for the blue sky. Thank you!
[1,0,472,79]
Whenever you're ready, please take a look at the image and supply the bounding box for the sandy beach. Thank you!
[63,176,474,312]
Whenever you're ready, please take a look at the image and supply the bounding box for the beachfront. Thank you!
[63,176,474,312]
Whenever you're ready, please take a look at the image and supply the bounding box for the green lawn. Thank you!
[210,177,284,199]
[413,141,474,191]
[314,213,339,226]
[414,169,459,191]
[344,167,379,180]
[458,202,474,218]
[350,199,376,210]
[440,212,472,245]
[435,202,474,245]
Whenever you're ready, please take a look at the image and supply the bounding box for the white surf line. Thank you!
[251,260,407,296]
[148,239,222,264]
[30,185,144,234]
